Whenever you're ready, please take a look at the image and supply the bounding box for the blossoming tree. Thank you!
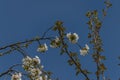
[0,0,112,80]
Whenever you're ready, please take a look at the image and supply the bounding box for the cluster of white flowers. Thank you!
[22,56,41,70]
[37,43,48,52]
[11,73,22,80]
[66,32,79,44]
[29,68,43,80]
[50,36,61,48]
[22,56,51,80]
[22,56,42,79]
[36,75,51,80]
[80,44,89,56]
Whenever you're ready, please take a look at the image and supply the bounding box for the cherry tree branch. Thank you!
[0,64,21,77]
[58,27,90,80]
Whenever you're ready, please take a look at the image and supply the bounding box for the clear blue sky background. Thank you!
[0,0,120,80]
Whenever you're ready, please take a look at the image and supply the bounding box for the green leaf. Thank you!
[96,22,102,29]
[99,63,107,72]
[102,9,107,16]
[53,26,58,31]
[88,33,92,38]
[93,10,98,16]
[97,47,104,52]
[69,52,77,57]
[87,20,93,29]
[100,56,106,60]
[55,21,63,26]
[82,69,91,74]
[68,60,74,66]
[95,71,100,77]
[86,11,92,18]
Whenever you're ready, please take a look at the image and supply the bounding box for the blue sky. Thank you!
[0,0,120,80]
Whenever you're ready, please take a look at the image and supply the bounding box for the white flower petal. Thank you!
[85,44,89,50]
[80,49,88,56]
[66,32,79,44]
[37,43,48,52]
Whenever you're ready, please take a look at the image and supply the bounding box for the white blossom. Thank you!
[80,44,89,56]
[45,75,48,80]
[80,49,88,56]
[66,32,79,44]
[22,56,51,80]
[22,56,33,70]
[30,68,42,77]
[85,44,89,50]
[22,56,42,71]
[37,43,48,52]
[41,65,44,69]
[32,56,41,65]
[50,36,61,48]
[22,56,32,63]
[38,75,50,80]
[22,56,45,80]
[11,73,22,80]
[36,76,43,80]
[36,75,50,80]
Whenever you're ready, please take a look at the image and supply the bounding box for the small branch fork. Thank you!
[0,64,21,77]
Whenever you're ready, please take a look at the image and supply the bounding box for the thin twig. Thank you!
[0,64,21,77]
[0,37,53,51]
[42,26,53,38]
